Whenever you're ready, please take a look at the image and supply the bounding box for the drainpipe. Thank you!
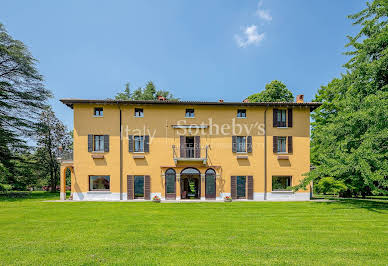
[119,105,123,200]
[264,105,269,200]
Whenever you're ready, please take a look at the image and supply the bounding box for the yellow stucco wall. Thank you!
[70,103,311,199]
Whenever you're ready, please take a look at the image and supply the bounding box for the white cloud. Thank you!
[234,25,265,48]
[256,1,272,21]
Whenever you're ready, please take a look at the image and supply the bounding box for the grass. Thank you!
[0,193,387,265]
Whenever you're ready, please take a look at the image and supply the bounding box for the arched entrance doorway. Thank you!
[180,168,200,199]
[205,168,216,199]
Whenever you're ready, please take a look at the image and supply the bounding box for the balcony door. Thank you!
[180,136,200,158]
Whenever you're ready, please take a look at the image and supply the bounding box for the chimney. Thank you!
[157,96,166,101]
[219,99,224,103]
[296,94,304,103]
[243,98,249,103]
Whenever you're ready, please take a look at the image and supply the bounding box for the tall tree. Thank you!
[115,81,178,100]
[35,107,72,192]
[297,0,388,197]
[0,23,51,185]
[246,80,294,102]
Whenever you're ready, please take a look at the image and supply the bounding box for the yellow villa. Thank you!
[59,95,321,201]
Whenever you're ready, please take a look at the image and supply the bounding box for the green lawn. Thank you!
[0,193,387,265]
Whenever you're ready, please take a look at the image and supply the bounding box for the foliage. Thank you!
[115,81,178,100]
[0,22,51,189]
[247,80,294,102]
[34,107,72,192]
[296,0,388,197]
[315,177,348,195]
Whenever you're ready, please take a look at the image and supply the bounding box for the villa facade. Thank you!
[59,96,321,201]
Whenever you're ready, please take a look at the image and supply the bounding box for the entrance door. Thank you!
[205,169,216,199]
[165,169,176,200]
[237,176,246,199]
[134,175,144,199]
[181,176,200,199]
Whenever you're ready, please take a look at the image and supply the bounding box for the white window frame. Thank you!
[89,175,110,191]
[272,176,292,192]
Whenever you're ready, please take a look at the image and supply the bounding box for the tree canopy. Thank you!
[296,0,388,196]
[246,80,294,102]
[0,23,51,189]
[115,81,178,101]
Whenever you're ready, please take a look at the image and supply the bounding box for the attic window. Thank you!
[94,107,103,117]
[134,108,144,117]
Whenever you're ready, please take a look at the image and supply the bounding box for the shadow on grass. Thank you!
[314,198,388,213]
[0,191,68,202]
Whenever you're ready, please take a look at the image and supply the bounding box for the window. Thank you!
[237,176,246,199]
[277,109,287,127]
[237,109,246,118]
[94,135,104,152]
[236,136,247,153]
[134,175,144,198]
[134,136,144,152]
[94,107,103,117]
[89,176,110,191]
[185,108,194,118]
[134,108,143,117]
[272,176,292,191]
[277,137,287,153]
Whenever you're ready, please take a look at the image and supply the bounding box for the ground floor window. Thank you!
[272,176,292,191]
[89,176,110,191]
[134,175,145,198]
[237,176,246,199]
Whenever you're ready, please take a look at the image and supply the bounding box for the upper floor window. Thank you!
[273,136,292,154]
[237,109,246,118]
[185,109,195,118]
[94,135,105,152]
[134,136,144,152]
[277,110,287,127]
[236,136,247,153]
[272,176,292,191]
[273,108,292,128]
[94,107,103,117]
[89,175,110,191]
[277,136,287,153]
[134,108,144,117]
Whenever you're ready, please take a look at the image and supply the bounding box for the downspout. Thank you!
[119,105,123,200]
[264,105,269,200]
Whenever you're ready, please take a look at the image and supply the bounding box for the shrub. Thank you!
[315,177,347,195]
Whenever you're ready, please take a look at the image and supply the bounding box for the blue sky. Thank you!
[2,0,365,128]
